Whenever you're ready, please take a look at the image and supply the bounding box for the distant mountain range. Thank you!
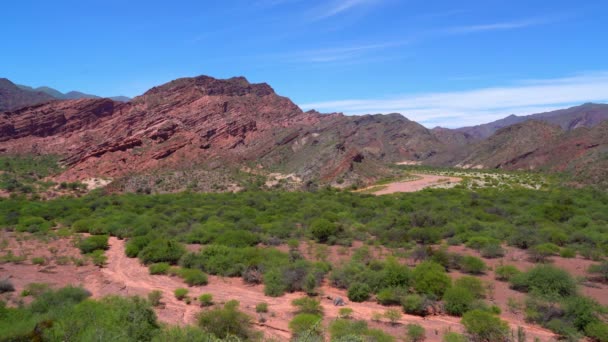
[0,78,130,112]
[451,103,608,139]
[1,75,607,189]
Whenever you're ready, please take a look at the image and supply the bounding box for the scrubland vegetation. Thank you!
[1,161,608,340]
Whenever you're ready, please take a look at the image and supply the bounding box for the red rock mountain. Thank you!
[0,76,442,185]
[1,75,607,189]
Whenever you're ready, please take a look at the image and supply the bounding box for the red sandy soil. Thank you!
[373,174,462,195]
[1,234,560,341]
[447,245,608,307]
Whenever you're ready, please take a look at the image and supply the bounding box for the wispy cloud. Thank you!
[444,15,560,34]
[300,72,608,127]
[275,40,408,63]
[311,0,380,20]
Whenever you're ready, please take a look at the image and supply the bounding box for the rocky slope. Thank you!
[1,74,607,190]
[453,120,608,188]
[0,76,443,187]
[453,103,608,139]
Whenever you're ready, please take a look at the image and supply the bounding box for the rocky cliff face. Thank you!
[0,75,443,185]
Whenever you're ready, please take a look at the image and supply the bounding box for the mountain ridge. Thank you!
[1,75,607,189]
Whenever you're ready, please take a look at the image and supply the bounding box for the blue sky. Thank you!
[2,0,608,127]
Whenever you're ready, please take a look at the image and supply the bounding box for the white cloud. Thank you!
[275,40,408,63]
[312,0,379,20]
[299,72,608,128]
[443,14,563,35]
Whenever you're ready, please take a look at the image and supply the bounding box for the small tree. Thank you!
[406,323,426,342]
[443,286,475,316]
[289,313,323,340]
[310,218,337,243]
[412,261,451,298]
[459,256,486,275]
[347,282,371,302]
[495,264,520,281]
[462,310,509,342]
[292,297,323,316]
[264,269,287,297]
[529,243,560,263]
[384,308,402,325]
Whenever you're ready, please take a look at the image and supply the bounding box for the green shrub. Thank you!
[383,308,401,325]
[560,248,576,258]
[444,286,475,316]
[44,295,159,341]
[462,310,509,342]
[454,276,486,298]
[529,243,560,263]
[376,287,407,305]
[264,269,287,297]
[125,236,151,258]
[31,257,46,265]
[459,255,486,274]
[412,261,451,298]
[310,218,338,243]
[174,288,188,300]
[148,290,162,306]
[443,332,467,342]
[588,261,608,282]
[138,239,186,265]
[348,282,371,302]
[510,265,577,299]
[149,262,170,275]
[30,286,91,313]
[338,307,353,319]
[495,264,520,281]
[289,313,323,338]
[177,268,208,286]
[480,243,505,259]
[198,293,213,307]
[21,283,50,297]
[402,294,427,316]
[78,235,109,254]
[292,297,323,315]
[255,302,268,313]
[197,300,254,340]
[152,326,215,342]
[585,322,608,342]
[90,250,107,267]
[405,323,425,342]
[330,319,394,342]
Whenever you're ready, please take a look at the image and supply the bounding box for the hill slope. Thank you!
[0,78,55,112]
[0,75,443,187]
[454,103,608,139]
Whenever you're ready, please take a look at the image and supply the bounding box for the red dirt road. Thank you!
[373,174,461,195]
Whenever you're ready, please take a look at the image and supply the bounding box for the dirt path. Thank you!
[368,174,461,195]
[83,238,556,341]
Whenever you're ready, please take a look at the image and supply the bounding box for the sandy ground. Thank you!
[447,245,608,307]
[371,174,462,195]
[1,235,562,341]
